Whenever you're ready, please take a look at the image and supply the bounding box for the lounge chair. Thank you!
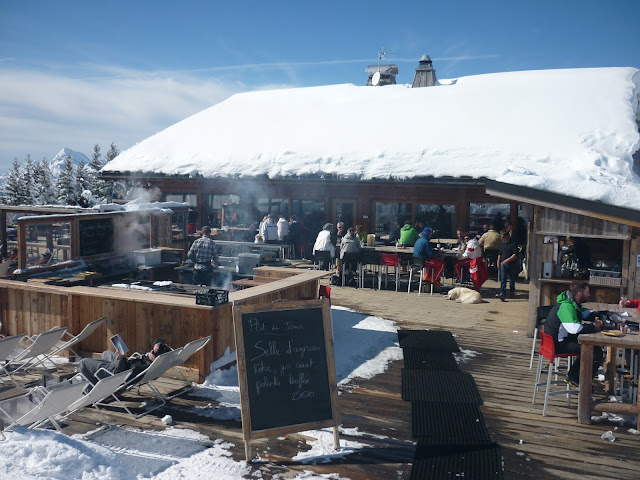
[4,327,67,374]
[49,317,105,359]
[122,348,184,417]
[0,381,89,439]
[0,335,27,385]
[171,336,211,384]
[64,370,133,423]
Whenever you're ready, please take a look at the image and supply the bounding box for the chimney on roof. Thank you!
[412,55,437,88]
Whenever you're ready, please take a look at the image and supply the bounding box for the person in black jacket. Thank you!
[79,338,171,385]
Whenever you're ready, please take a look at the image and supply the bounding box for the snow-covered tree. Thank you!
[33,157,56,205]
[105,142,119,163]
[3,158,23,205]
[56,154,77,205]
[76,159,88,194]
[22,154,35,205]
[87,144,103,195]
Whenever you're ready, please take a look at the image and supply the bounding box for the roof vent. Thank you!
[412,54,437,88]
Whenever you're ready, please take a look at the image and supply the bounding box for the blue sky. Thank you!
[1,0,638,171]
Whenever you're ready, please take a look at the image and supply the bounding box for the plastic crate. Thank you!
[196,288,229,306]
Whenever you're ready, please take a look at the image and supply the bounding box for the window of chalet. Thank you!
[292,199,325,233]
[203,194,240,228]
[374,202,412,235]
[164,193,197,206]
[468,202,510,236]
[257,198,289,221]
[416,204,455,237]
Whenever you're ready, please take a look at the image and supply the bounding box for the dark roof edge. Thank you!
[485,179,640,227]
[100,171,487,186]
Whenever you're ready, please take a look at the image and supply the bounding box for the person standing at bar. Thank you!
[188,226,220,286]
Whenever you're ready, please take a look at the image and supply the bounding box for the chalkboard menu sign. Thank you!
[79,218,114,256]
[233,299,340,461]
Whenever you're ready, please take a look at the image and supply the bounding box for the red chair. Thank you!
[319,285,331,305]
[378,253,401,291]
[532,332,580,416]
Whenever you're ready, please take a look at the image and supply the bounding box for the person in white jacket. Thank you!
[454,233,482,281]
[313,223,335,270]
[260,214,278,244]
[277,216,289,242]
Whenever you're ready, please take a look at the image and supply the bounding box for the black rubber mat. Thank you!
[402,349,460,370]
[397,329,460,352]
[402,369,483,404]
[411,401,491,444]
[410,443,504,480]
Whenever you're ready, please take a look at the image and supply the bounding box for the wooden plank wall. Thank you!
[0,272,323,382]
[535,207,631,239]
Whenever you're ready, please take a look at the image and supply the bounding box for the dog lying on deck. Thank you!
[445,287,483,304]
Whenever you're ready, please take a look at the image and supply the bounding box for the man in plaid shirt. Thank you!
[188,226,220,286]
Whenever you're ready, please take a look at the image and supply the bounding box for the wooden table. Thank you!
[578,306,640,428]
[362,245,414,255]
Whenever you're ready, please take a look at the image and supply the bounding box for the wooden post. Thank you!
[17,222,27,271]
[526,206,542,337]
[0,210,6,259]
[578,343,594,424]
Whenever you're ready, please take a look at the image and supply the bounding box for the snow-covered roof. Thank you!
[103,67,640,211]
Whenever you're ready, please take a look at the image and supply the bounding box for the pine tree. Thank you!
[76,159,87,193]
[33,158,51,205]
[4,158,22,205]
[105,142,119,163]
[22,154,35,205]
[56,154,77,205]
[87,144,103,196]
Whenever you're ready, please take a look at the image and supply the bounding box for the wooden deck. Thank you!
[10,277,640,479]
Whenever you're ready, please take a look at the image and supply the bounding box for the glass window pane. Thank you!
[256,198,289,220]
[203,194,241,228]
[416,204,455,237]
[164,193,197,206]
[292,199,325,234]
[374,202,412,235]
[468,202,510,236]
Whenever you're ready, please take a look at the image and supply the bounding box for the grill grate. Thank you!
[411,401,491,444]
[398,329,460,352]
[410,443,504,480]
[402,350,460,370]
[402,369,483,404]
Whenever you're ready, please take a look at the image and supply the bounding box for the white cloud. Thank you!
[0,66,249,169]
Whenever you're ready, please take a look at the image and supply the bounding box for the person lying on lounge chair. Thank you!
[79,338,171,385]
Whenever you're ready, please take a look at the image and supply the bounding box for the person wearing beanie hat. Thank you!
[413,226,446,287]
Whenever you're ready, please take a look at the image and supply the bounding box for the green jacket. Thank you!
[544,290,595,342]
[399,225,419,246]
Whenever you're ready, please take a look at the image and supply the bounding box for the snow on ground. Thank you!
[104,67,640,211]
[0,307,401,479]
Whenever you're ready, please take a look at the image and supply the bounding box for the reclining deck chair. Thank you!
[0,334,27,386]
[65,370,133,424]
[50,317,105,360]
[170,336,211,386]
[0,380,89,439]
[116,348,184,418]
[4,327,67,375]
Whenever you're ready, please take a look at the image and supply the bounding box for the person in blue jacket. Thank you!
[413,227,435,259]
